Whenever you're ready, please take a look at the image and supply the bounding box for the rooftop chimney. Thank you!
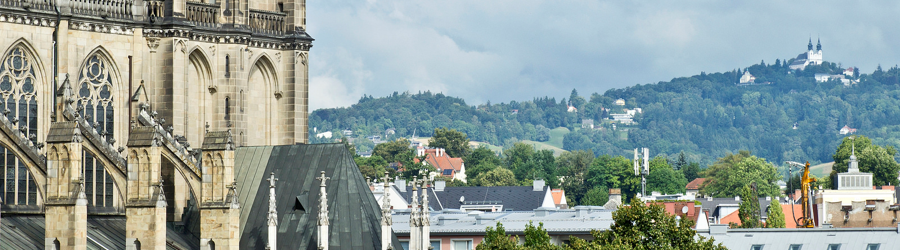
[395,177,407,193]
[434,180,446,192]
[608,188,621,204]
[533,179,545,191]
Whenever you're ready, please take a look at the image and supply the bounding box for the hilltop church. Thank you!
[789,39,824,70]
[0,0,397,249]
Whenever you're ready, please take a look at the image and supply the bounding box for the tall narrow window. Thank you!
[76,53,117,208]
[224,55,230,78]
[224,97,230,120]
[77,55,115,138]
[0,46,40,206]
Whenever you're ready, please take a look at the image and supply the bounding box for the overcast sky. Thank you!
[306,0,900,111]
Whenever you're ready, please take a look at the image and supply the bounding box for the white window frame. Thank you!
[451,239,474,250]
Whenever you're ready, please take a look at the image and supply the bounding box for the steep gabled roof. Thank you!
[235,144,401,250]
[686,178,707,190]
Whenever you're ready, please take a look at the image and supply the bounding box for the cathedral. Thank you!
[0,0,397,249]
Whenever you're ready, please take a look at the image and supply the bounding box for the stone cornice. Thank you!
[0,8,313,50]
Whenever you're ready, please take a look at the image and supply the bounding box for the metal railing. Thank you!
[248,9,285,35]
[186,1,218,27]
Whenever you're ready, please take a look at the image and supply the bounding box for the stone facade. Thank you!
[824,199,900,228]
[0,0,312,248]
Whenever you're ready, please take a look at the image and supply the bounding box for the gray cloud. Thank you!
[306,0,900,110]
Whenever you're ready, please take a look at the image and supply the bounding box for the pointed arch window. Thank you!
[83,149,114,207]
[0,46,38,145]
[76,54,118,208]
[0,46,40,206]
[77,55,115,138]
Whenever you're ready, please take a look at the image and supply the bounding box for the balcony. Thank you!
[248,9,285,35]
[186,1,218,28]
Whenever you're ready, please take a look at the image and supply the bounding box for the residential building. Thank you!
[789,39,824,70]
[392,206,614,249]
[395,180,556,212]
[610,113,634,124]
[698,197,776,225]
[614,99,626,106]
[686,178,706,197]
[316,131,334,139]
[416,147,467,183]
[844,67,857,77]
[550,189,568,209]
[581,119,594,129]
[840,125,858,135]
[698,225,900,249]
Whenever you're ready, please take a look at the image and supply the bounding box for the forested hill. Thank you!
[309,59,900,166]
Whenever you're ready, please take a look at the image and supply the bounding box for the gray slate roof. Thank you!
[397,186,549,211]
[235,144,402,250]
[0,215,197,250]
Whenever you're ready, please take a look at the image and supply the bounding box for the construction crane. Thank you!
[786,161,815,228]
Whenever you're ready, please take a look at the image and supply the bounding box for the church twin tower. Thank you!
[0,0,313,247]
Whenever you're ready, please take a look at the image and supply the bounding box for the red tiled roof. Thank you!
[419,148,464,175]
[551,189,565,205]
[719,210,741,226]
[686,178,706,190]
[649,201,702,228]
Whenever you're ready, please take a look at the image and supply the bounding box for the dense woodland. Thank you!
[312,58,900,206]
[310,59,900,166]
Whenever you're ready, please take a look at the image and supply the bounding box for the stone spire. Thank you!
[381,172,393,250]
[267,173,278,250]
[316,171,331,250]
[408,177,420,250]
[419,176,431,250]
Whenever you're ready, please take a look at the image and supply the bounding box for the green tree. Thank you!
[558,150,596,204]
[475,168,518,186]
[580,199,727,250]
[523,221,560,250]
[646,156,687,195]
[354,155,387,180]
[429,128,472,158]
[682,162,701,182]
[766,201,786,228]
[466,162,500,186]
[831,136,900,186]
[585,155,640,202]
[372,138,411,163]
[736,185,761,228]
[700,150,781,198]
[466,146,502,171]
[674,151,688,170]
[477,222,521,250]
[465,146,502,185]
[580,187,609,206]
